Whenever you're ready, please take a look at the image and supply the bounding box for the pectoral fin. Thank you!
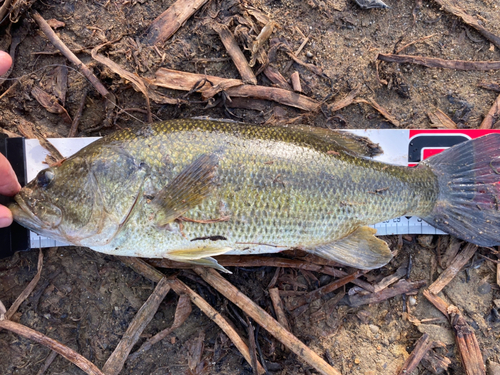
[167,245,232,273]
[153,153,219,226]
[308,226,392,269]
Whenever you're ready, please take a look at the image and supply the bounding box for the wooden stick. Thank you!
[289,270,365,310]
[431,0,500,50]
[154,68,320,111]
[263,66,292,90]
[478,81,500,92]
[354,97,400,127]
[69,88,88,137]
[36,351,58,375]
[348,279,426,308]
[146,256,375,292]
[428,243,478,295]
[195,267,342,375]
[6,249,43,320]
[269,288,291,331]
[448,305,486,375]
[397,333,433,375]
[378,53,500,71]
[32,11,112,100]
[102,277,171,375]
[395,34,438,54]
[328,86,361,112]
[0,319,104,375]
[428,108,457,129]
[117,257,265,374]
[142,0,209,45]
[291,71,302,93]
[213,23,257,85]
[479,92,500,129]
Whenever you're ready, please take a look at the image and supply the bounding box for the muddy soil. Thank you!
[1,0,500,374]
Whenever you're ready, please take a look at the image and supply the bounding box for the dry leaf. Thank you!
[31,86,72,123]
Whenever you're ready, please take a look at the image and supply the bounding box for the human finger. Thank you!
[0,204,13,228]
[0,152,21,196]
[0,51,12,76]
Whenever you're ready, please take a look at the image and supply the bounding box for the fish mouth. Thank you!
[9,194,46,231]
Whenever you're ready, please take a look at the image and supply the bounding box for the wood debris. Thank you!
[102,277,171,375]
[378,53,500,71]
[154,68,320,111]
[142,0,209,45]
[397,333,433,375]
[31,86,72,123]
[428,108,458,129]
[480,92,500,129]
[348,279,426,307]
[428,243,478,295]
[354,97,400,126]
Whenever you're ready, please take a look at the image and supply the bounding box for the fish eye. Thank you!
[37,169,55,188]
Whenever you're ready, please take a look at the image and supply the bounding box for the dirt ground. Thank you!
[1,0,500,374]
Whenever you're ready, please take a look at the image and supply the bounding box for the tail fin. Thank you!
[422,133,500,246]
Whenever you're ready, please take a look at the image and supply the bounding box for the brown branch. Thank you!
[428,243,478,295]
[117,257,265,374]
[269,288,291,331]
[348,279,426,307]
[328,86,361,112]
[213,23,257,85]
[479,92,500,129]
[353,97,400,127]
[195,267,342,375]
[478,81,500,92]
[431,0,500,50]
[0,319,104,375]
[6,249,43,320]
[102,277,171,375]
[154,68,320,111]
[36,351,58,375]
[378,53,500,71]
[32,11,112,100]
[142,0,209,45]
[397,333,433,375]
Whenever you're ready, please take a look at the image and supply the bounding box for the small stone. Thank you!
[306,51,313,58]
[354,358,360,364]
[369,324,380,334]
[409,296,417,306]
[478,283,492,295]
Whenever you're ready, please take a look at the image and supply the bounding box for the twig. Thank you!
[246,317,260,375]
[428,108,458,129]
[291,71,302,93]
[431,0,500,50]
[348,279,426,307]
[480,92,500,129]
[395,34,438,54]
[0,0,13,23]
[102,277,171,375]
[36,351,58,375]
[213,23,257,85]
[289,270,366,310]
[428,243,478,295]
[0,319,104,375]
[328,86,361,112]
[146,255,375,292]
[378,53,500,71]
[263,66,292,90]
[32,11,113,101]
[6,249,43,320]
[397,333,433,375]
[353,97,400,126]
[154,68,320,111]
[117,257,265,374]
[373,266,407,293]
[128,294,191,362]
[195,267,342,375]
[269,288,291,331]
[478,81,500,92]
[68,88,88,137]
[142,0,209,45]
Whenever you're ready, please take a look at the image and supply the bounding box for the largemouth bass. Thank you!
[10,120,500,271]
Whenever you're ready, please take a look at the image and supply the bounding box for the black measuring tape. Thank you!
[0,136,30,258]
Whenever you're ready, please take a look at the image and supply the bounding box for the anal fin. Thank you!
[308,226,392,270]
[167,245,232,273]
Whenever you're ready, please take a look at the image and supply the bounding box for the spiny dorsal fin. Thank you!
[153,153,219,226]
[308,226,392,269]
[286,124,383,158]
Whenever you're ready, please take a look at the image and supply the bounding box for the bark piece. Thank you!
[269,288,291,331]
[428,109,458,129]
[31,86,72,123]
[480,93,500,129]
[397,334,433,375]
[154,68,320,111]
[143,0,209,45]
[291,71,302,93]
[212,23,256,85]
